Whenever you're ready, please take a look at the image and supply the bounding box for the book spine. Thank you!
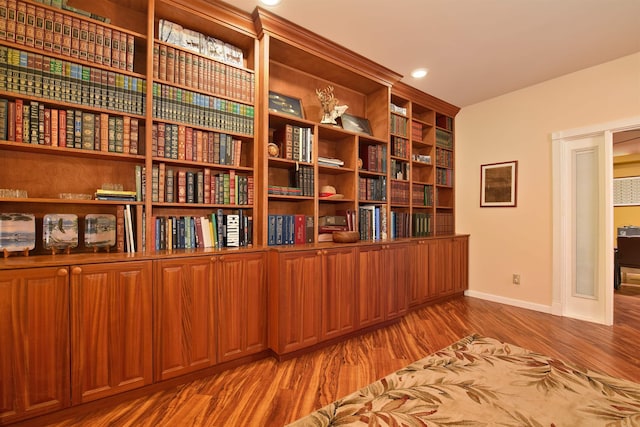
[122,115,130,153]
[81,111,93,149]
[14,98,22,142]
[0,0,7,41]
[177,170,186,203]
[71,17,80,58]
[87,21,95,63]
[114,116,123,152]
[21,103,28,143]
[126,33,134,72]
[112,28,122,69]
[24,2,34,47]
[43,106,50,145]
[14,0,23,44]
[6,0,15,42]
[72,109,81,148]
[42,9,53,52]
[59,109,68,147]
[0,98,7,140]
[158,162,165,203]
[130,117,138,154]
[99,112,108,151]
[6,100,15,141]
[52,11,62,54]
[93,111,100,150]
[102,26,111,67]
[116,205,125,252]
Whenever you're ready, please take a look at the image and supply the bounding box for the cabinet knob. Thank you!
[219,256,225,262]
[316,250,322,256]
[57,268,68,277]
[71,267,82,275]
[211,257,217,263]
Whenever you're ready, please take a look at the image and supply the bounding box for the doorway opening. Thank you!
[552,116,640,326]
[613,128,640,303]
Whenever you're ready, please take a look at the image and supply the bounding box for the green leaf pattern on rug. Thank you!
[287,334,640,427]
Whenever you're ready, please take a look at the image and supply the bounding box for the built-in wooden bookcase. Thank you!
[148,0,258,251]
[0,0,260,256]
[0,0,460,259]
[391,82,459,237]
[253,8,401,246]
[0,0,148,255]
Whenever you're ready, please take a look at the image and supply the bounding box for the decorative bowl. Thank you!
[332,231,359,243]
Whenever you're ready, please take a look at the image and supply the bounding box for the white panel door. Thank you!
[557,133,613,324]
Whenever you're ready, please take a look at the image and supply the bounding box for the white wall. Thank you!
[455,52,640,310]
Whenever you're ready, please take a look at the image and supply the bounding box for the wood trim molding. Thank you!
[392,81,460,117]
[253,7,402,88]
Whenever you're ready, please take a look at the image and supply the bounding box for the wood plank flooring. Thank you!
[23,292,640,427]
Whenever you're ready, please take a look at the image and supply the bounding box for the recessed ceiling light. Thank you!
[260,0,281,5]
[411,68,429,79]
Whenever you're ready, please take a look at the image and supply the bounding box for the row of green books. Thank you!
[152,82,254,136]
[0,46,145,116]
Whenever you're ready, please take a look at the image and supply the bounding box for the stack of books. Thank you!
[317,156,344,167]
[95,188,137,201]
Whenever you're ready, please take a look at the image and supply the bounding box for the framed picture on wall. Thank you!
[480,161,518,207]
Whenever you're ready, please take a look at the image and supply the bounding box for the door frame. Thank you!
[552,116,640,325]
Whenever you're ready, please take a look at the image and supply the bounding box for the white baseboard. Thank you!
[464,290,555,315]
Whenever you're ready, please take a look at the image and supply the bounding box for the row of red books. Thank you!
[153,43,254,104]
[0,0,134,72]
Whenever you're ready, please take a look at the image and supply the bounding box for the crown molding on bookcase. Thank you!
[392,81,460,118]
[252,7,402,90]
[156,0,257,43]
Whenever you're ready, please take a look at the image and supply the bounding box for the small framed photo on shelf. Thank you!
[339,113,372,136]
[480,161,518,207]
[85,214,116,250]
[43,213,79,251]
[0,213,36,256]
[268,91,304,119]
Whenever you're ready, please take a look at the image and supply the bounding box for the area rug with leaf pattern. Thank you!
[287,334,640,426]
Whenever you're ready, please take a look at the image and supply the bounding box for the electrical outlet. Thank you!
[513,274,520,285]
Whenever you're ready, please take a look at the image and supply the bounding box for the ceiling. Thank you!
[228,0,640,109]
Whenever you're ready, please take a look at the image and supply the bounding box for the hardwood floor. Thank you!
[21,293,640,427]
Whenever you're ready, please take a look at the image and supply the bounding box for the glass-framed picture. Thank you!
[340,113,372,136]
[43,213,79,249]
[480,161,518,207]
[0,213,36,252]
[268,91,304,119]
[85,214,116,248]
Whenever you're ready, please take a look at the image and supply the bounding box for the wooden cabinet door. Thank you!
[409,240,438,306]
[0,267,70,424]
[320,247,357,341]
[215,252,267,363]
[384,243,409,319]
[435,238,455,297]
[154,257,216,381]
[452,236,469,293]
[269,250,322,354]
[357,245,385,328]
[70,261,152,404]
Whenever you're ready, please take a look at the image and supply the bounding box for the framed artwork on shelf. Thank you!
[0,213,36,253]
[43,213,79,250]
[480,161,518,207]
[268,91,304,118]
[340,113,372,136]
[85,214,117,248]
